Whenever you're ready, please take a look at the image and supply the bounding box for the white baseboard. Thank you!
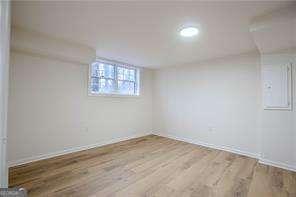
[259,158,296,172]
[155,133,259,159]
[154,132,296,172]
[8,132,151,167]
[9,132,296,173]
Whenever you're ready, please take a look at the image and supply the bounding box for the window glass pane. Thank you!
[123,68,129,80]
[91,62,100,77]
[129,69,135,81]
[98,78,115,93]
[118,67,124,80]
[90,61,139,95]
[98,63,104,76]
[117,66,135,81]
[118,81,135,95]
[94,63,114,78]
[90,77,99,93]
[106,64,115,78]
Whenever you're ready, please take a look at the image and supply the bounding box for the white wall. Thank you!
[248,5,296,170]
[0,0,10,187]
[11,26,94,65]
[258,52,296,170]
[153,53,261,157]
[8,29,153,166]
[7,28,296,172]
[153,52,296,171]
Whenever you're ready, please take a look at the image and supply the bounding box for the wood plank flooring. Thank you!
[9,135,296,197]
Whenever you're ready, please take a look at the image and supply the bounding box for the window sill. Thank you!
[88,92,141,98]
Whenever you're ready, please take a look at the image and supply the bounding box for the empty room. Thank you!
[0,1,296,196]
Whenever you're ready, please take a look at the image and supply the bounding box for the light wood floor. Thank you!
[9,135,296,197]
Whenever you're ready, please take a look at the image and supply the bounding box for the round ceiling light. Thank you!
[180,27,199,37]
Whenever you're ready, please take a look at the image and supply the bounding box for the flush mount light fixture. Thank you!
[180,27,199,37]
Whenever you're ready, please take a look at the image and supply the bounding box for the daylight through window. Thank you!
[89,60,139,96]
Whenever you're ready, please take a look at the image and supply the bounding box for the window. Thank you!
[89,60,140,96]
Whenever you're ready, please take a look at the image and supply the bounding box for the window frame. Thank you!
[88,59,140,97]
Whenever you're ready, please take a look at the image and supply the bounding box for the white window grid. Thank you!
[88,59,140,96]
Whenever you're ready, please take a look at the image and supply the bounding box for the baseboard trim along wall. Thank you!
[9,132,296,173]
[155,133,259,159]
[258,158,296,172]
[8,132,151,167]
[154,133,296,172]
